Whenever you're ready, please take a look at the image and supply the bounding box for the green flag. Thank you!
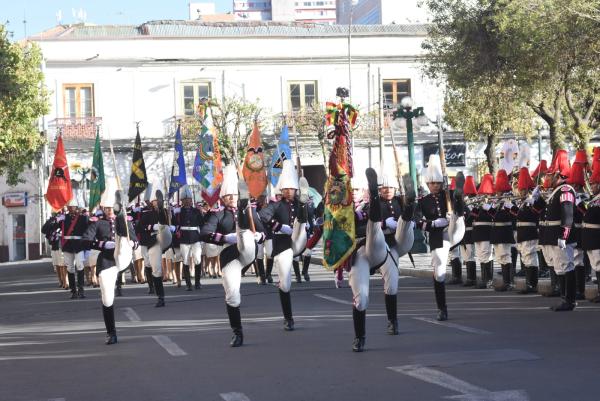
[88,130,105,210]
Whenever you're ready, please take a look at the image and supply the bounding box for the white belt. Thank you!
[465,227,473,231]
[180,226,199,231]
[582,223,600,229]
[573,223,582,229]
[63,236,82,240]
[473,222,493,226]
[517,222,536,227]
[493,222,512,227]
[539,220,561,226]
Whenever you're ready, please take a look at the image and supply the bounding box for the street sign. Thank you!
[2,192,28,207]
[423,143,466,167]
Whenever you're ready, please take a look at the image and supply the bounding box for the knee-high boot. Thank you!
[226,304,243,347]
[547,267,560,296]
[384,294,398,335]
[154,276,165,307]
[183,264,192,291]
[194,264,202,289]
[102,305,117,345]
[76,270,86,298]
[575,265,586,300]
[448,257,463,285]
[301,254,311,282]
[496,264,513,292]
[511,246,520,277]
[352,307,366,352]
[293,260,301,283]
[278,289,294,331]
[434,279,448,321]
[256,259,266,285]
[520,266,539,294]
[145,267,155,294]
[486,261,494,288]
[477,263,488,289]
[68,272,77,299]
[464,261,476,287]
[266,258,274,283]
[115,271,123,297]
[551,270,576,311]
[365,168,381,222]
[591,272,600,303]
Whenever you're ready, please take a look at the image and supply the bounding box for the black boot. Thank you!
[352,307,366,352]
[477,263,488,289]
[301,254,311,282]
[365,168,381,222]
[145,267,155,294]
[194,264,202,289]
[256,259,266,285]
[241,263,251,277]
[76,270,86,298]
[548,267,560,297]
[154,276,165,307]
[486,261,494,289]
[434,279,448,321]
[293,260,301,283]
[68,272,77,299]
[266,258,274,283]
[551,270,576,311]
[575,265,586,300]
[591,272,600,303]
[463,261,476,287]
[226,304,244,347]
[496,264,513,292]
[448,257,463,285]
[183,264,192,291]
[511,246,521,277]
[115,271,123,297]
[279,289,294,331]
[519,266,538,294]
[384,294,398,334]
[102,305,117,345]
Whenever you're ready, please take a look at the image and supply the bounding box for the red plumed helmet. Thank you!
[478,173,495,195]
[463,176,477,195]
[590,147,600,184]
[531,160,548,180]
[517,167,535,190]
[567,149,588,186]
[449,176,456,190]
[547,149,571,178]
[494,169,512,193]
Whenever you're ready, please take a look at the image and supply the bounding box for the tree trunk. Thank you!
[484,132,498,174]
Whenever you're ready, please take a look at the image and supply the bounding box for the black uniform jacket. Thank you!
[581,196,600,250]
[416,191,448,251]
[515,203,540,243]
[472,206,494,243]
[82,215,136,274]
[174,207,204,244]
[536,184,575,245]
[135,207,169,248]
[51,213,89,253]
[462,206,476,245]
[491,205,515,245]
[379,196,404,248]
[259,198,301,257]
[42,216,61,251]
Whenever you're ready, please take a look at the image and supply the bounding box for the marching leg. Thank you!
[448,256,463,285]
[279,289,294,331]
[266,258,274,284]
[575,265,586,300]
[154,276,165,307]
[145,266,155,294]
[301,253,311,282]
[226,304,243,347]
[551,270,576,311]
[194,264,202,289]
[76,270,86,298]
[183,264,192,291]
[256,258,266,285]
[464,261,477,287]
[384,294,398,335]
[434,279,448,321]
[293,259,301,283]
[68,272,77,299]
[351,307,366,352]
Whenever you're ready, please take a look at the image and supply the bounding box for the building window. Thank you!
[288,81,318,111]
[63,84,94,118]
[382,79,411,108]
[181,82,212,116]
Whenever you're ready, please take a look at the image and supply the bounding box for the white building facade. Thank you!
[234,0,336,23]
[337,0,430,25]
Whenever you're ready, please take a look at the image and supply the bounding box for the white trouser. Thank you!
[432,236,451,282]
[540,244,555,268]
[99,266,119,307]
[460,243,475,263]
[586,249,600,273]
[64,251,84,273]
[257,243,264,259]
[516,240,539,267]
[365,218,414,267]
[349,246,399,312]
[222,258,243,307]
[274,248,294,293]
[474,241,493,264]
[450,245,461,260]
[551,243,575,274]
[264,239,273,260]
[142,244,163,277]
[573,248,584,267]
[493,243,512,265]
[291,219,307,257]
[180,242,202,266]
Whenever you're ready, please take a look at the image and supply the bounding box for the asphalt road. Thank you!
[0,260,599,401]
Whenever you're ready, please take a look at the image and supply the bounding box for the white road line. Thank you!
[388,365,529,401]
[413,317,491,335]
[220,392,252,401]
[314,294,353,305]
[152,335,187,357]
[122,307,141,322]
[47,398,66,401]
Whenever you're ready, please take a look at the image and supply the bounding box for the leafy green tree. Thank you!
[0,25,49,185]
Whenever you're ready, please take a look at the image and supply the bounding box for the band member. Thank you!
[461,176,478,286]
[259,160,310,331]
[473,173,495,289]
[491,169,516,291]
[174,186,204,291]
[42,211,67,289]
[447,177,463,285]
[263,184,281,284]
[136,182,171,307]
[200,166,265,347]
[416,155,465,320]
[567,150,588,300]
[534,150,577,311]
[82,180,137,344]
[130,203,146,284]
[582,147,600,303]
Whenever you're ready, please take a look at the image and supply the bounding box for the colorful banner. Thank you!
[127,127,148,202]
[88,130,105,210]
[46,136,73,211]
[193,124,223,206]
[269,125,292,187]
[169,125,187,197]
[242,122,267,198]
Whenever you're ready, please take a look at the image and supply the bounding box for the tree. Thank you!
[0,25,49,185]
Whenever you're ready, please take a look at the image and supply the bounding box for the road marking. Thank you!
[388,365,530,401]
[220,392,251,401]
[408,349,539,368]
[413,317,491,335]
[152,335,187,357]
[314,294,353,305]
[0,353,105,361]
[122,307,141,322]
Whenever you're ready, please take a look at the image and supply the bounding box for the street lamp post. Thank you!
[393,96,427,191]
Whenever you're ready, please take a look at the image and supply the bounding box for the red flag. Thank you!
[46,136,72,210]
[242,122,267,198]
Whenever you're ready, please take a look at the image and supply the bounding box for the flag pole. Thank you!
[107,126,130,241]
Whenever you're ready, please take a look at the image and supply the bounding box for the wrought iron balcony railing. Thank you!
[51,117,103,140]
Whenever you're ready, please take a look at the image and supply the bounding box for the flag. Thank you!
[169,125,187,197]
[46,136,72,210]
[128,127,148,202]
[242,122,267,198]
[193,124,222,206]
[88,130,105,210]
[269,125,292,187]
[322,107,357,271]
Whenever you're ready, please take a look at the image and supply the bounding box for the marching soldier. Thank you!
[582,147,600,303]
[174,186,204,291]
[42,211,67,289]
[200,166,265,347]
[473,174,495,289]
[567,150,588,300]
[259,160,310,331]
[461,176,478,287]
[491,169,517,291]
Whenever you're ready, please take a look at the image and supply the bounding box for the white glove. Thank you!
[532,186,541,201]
[104,241,116,250]
[384,217,398,231]
[557,238,566,249]
[152,224,160,231]
[432,217,449,228]
[169,225,176,233]
[173,207,181,214]
[482,203,492,211]
[224,233,237,244]
[524,196,534,206]
[279,224,293,235]
[504,201,514,209]
[133,207,142,213]
[55,214,65,222]
[253,232,265,242]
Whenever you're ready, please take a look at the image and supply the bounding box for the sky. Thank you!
[2,0,233,39]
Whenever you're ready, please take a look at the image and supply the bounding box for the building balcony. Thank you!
[50,117,103,140]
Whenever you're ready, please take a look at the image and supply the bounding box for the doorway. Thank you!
[12,214,26,261]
